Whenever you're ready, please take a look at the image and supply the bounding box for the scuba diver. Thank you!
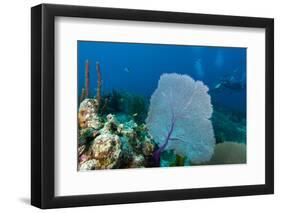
[213,69,246,92]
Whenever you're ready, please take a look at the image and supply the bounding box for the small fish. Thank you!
[133,113,138,117]
[124,67,130,73]
[214,83,221,89]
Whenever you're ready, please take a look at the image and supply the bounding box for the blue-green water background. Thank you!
[77,41,246,114]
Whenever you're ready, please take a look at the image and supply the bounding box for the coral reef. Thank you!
[103,90,148,124]
[123,94,148,124]
[212,106,246,144]
[146,73,215,164]
[77,62,245,170]
[78,98,157,171]
[90,134,122,169]
[160,150,190,167]
[128,154,145,168]
[79,159,98,171]
[101,96,109,115]
[78,98,103,130]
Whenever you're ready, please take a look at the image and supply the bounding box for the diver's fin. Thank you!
[214,83,221,89]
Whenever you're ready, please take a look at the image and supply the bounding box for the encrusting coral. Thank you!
[90,134,122,169]
[78,99,157,170]
[78,98,103,130]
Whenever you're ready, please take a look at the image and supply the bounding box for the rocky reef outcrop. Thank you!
[78,98,103,130]
[78,99,157,171]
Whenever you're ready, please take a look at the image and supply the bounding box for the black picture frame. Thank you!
[31,3,274,209]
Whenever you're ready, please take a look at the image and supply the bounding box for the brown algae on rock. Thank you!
[78,99,103,130]
[90,134,122,169]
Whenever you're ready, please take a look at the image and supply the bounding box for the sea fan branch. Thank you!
[146,73,215,164]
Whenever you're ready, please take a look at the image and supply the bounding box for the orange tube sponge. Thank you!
[85,60,90,98]
[96,61,102,113]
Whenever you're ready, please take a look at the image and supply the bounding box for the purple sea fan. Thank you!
[146,73,215,164]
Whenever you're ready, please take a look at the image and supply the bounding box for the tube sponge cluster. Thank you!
[146,73,215,164]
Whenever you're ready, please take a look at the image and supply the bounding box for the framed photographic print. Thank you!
[31,3,274,209]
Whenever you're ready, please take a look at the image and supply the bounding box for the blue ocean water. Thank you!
[78,41,246,113]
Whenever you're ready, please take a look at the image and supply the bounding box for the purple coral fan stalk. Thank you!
[153,115,176,164]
